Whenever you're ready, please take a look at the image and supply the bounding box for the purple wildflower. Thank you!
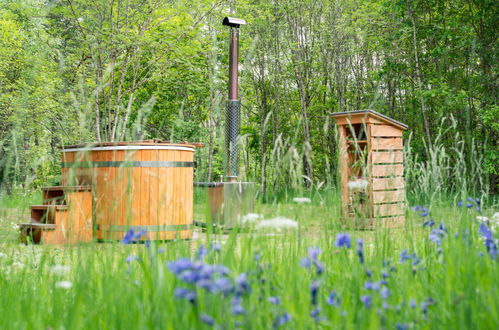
[199,313,215,326]
[231,297,245,315]
[126,255,139,264]
[310,280,320,306]
[360,295,372,308]
[300,257,312,268]
[308,247,322,260]
[326,291,340,306]
[356,239,364,264]
[479,223,498,259]
[174,288,196,304]
[268,296,281,305]
[380,287,390,299]
[121,229,146,244]
[196,245,208,260]
[236,272,251,295]
[335,233,351,248]
[274,313,291,327]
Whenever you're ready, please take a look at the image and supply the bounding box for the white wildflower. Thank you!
[11,222,19,230]
[492,212,499,222]
[241,213,263,224]
[292,197,311,204]
[0,252,7,259]
[347,179,368,190]
[56,281,73,289]
[476,216,489,223]
[50,265,70,276]
[255,217,298,230]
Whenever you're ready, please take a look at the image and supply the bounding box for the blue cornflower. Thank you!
[399,250,411,263]
[412,206,420,211]
[409,299,417,308]
[356,239,364,264]
[310,280,320,306]
[360,295,372,308]
[423,218,436,227]
[236,272,251,295]
[231,297,245,315]
[196,245,208,260]
[167,258,198,275]
[174,287,197,304]
[268,296,281,305]
[364,281,385,291]
[326,291,341,306]
[308,247,322,260]
[365,269,372,277]
[310,307,323,322]
[254,253,261,261]
[420,206,429,217]
[382,270,390,278]
[421,297,434,315]
[335,233,351,248]
[300,257,312,268]
[479,223,498,259]
[121,229,146,244]
[466,203,473,208]
[210,243,221,253]
[126,254,139,264]
[274,313,291,327]
[199,313,215,326]
[396,323,409,330]
[476,198,481,205]
[467,197,475,202]
[232,304,245,315]
[457,200,463,207]
[380,287,390,299]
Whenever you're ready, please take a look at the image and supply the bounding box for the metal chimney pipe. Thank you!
[223,17,245,182]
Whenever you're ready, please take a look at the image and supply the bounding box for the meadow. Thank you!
[0,190,497,329]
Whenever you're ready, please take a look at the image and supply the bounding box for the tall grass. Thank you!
[0,191,497,329]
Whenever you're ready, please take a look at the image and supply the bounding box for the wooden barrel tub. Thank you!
[61,141,196,241]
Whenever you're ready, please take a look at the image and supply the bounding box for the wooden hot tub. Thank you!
[61,141,196,241]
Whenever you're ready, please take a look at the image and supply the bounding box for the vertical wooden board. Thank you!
[185,150,194,227]
[140,150,151,229]
[372,164,404,177]
[158,149,168,228]
[172,150,180,227]
[338,126,349,214]
[129,150,142,227]
[371,137,403,150]
[165,151,174,227]
[107,151,117,228]
[372,151,404,164]
[149,148,159,227]
[373,203,405,217]
[372,190,405,204]
[372,177,405,190]
[370,125,403,137]
[380,216,405,228]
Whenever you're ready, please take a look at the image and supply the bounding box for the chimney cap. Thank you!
[222,17,246,28]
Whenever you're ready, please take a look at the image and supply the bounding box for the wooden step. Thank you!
[19,222,56,244]
[30,205,67,224]
[42,186,92,205]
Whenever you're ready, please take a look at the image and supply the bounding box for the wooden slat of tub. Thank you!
[110,150,124,228]
[165,150,174,235]
[94,150,106,237]
[372,177,405,190]
[372,164,404,177]
[158,149,168,237]
[373,190,405,204]
[371,151,403,164]
[149,148,159,230]
[140,150,151,229]
[373,203,405,217]
[370,125,403,137]
[179,150,188,236]
[128,149,141,229]
[371,137,403,150]
[184,149,194,238]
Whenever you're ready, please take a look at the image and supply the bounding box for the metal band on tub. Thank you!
[61,161,194,168]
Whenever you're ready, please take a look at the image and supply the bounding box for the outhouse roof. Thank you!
[331,110,408,130]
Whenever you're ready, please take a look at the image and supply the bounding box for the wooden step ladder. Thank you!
[20,186,93,244]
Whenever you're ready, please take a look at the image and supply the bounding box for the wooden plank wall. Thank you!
[369,124,405,224]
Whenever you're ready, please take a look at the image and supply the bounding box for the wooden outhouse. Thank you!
[331,110,408,228]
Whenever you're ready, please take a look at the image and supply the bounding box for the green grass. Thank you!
[0,191,498,329]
